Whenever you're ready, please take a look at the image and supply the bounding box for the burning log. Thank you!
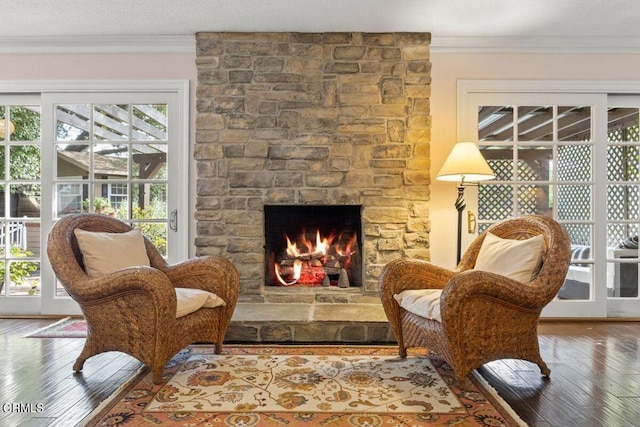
[294,251,325,262]
[273,228,357,287]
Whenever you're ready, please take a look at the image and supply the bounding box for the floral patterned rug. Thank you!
[23,317,87,338]
[84,345,526,427]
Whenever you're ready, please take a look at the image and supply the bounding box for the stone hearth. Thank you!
[194,32,431,342]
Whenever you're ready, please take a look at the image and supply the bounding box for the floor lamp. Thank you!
[436,142,495,264]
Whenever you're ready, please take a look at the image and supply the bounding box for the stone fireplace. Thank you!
[195,32,431,342]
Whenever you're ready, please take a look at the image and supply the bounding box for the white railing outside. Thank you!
[0,222,27,250]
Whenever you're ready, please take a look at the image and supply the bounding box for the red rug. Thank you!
[24,317,87,338]
[84,345,526,427]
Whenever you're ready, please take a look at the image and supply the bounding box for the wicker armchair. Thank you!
[46,213,239,384]
[379,215,570,386]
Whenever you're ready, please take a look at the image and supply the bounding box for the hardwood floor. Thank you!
[0,318,143,427]
[479,321,640,427]
[1,319,640,426]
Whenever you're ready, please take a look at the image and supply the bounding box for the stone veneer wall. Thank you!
[194,32,431,343]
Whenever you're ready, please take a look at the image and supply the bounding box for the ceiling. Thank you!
[3,0,640,53]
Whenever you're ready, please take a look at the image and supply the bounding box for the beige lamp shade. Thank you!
[436,141,495,183]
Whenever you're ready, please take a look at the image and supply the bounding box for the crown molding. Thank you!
[0,35,195,54]
[1,34,640,55]
[431,35,640,54]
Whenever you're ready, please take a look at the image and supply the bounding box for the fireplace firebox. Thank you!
[264,205,362,288]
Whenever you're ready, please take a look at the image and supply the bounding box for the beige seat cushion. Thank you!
[474,232,544,283]
[175,287,226,318]
[393,289,443,322]
[74,228,150,277]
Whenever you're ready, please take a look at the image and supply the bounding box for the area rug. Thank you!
[84,345,526,427]
[23,317,87,338]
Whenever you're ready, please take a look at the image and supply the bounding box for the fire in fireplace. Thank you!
[264,205,362,288]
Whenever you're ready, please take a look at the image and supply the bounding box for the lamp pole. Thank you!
[455,186,466,264]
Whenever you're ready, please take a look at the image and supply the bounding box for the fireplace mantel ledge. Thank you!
[230,302,388,323]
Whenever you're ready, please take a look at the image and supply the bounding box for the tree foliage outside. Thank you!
[0,245,39,295]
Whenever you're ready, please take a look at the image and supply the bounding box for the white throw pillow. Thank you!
[393,289,443,322]
[474,232,544,283]
[175,287,226,318]
[74,228,151,277]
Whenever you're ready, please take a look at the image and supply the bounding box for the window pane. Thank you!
[132,183,167,220]
[607,185,639,221]
[56,104,90,141]
[517,184,553,217]
[480,146,514,180]
[2,221,39,289]
[10,184,40,219]
[9,106,41,142]
[132,145,167,180]
[56,145,90,179]
[7,259,40,296]
[607,223,640,248]
[564,223,592,247]
[559,265,591,300]
[557,185,591,221]
[558,145,592,181]
[94,144,129,179]
[10,145,40,180]
[608,107,639,143]
[559,106,591,141]
[607,145,639,181]
[94,104,129,141]
[517,146,552,181]
[478,106,513,142]
[108,184,129,218]
[56,183,87,217]
[478,184,513,221]
[1,219,40,296]
[560,223,593,301]
[133,104,168,141]
[518,106,552,141]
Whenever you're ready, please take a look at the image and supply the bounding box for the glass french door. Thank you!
[0,82,189,315]
[460,81,640,318]
[466,91,606,318]
[605,95,640,318]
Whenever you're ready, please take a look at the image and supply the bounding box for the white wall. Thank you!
[4,51,640,265]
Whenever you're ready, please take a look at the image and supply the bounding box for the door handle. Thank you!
[467,210,476,233]
[169,209,178,232]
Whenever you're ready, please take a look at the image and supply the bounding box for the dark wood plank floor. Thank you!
[2,319,640,426]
